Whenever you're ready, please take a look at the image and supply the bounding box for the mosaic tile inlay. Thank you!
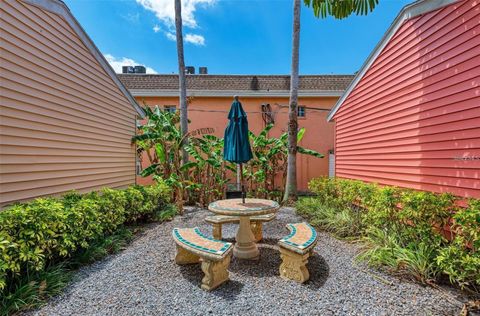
[279,223,317,250]
[173,228,232,255]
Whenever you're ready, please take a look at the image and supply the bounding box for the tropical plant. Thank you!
[185,135,235,206]
[248,124,323,200]
[283,0,379,203]
[133,106,190,209]
[134,111,323,205]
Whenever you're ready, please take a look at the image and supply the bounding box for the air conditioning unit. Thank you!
[122,66,135,74]
[199,67,208,74]
[185,66,195,74]
[134,66,146,74]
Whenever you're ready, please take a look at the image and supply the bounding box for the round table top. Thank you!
[208,198,280,216]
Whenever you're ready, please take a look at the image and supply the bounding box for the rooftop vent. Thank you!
[122,65,146,74]
[199,67,208,75]
[185,66,195,74]
[134,65,146,74]
[122,66,135,74]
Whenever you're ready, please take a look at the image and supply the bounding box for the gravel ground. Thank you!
[31,207,469,316]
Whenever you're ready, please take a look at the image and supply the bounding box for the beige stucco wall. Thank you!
[0,0,138,208]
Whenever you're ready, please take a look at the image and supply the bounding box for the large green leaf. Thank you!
[298,146,324,158]
[297,127,306,142]
[155,143,166,163]
[179,161,198,171]
[140,164,159,177]
[132,133,161,142]
[304,0,378,19]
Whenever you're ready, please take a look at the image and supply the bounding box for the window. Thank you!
[297,106,306,118]
[164,105,176,113]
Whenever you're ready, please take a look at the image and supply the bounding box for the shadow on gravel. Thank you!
[178,264,203,286]
[211,280,244,301]
[305,252,330,290]
[178,263,244,300]
[259,238,282,246]
[229,247,280,278]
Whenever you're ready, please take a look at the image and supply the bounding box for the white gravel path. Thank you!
[31,207,468,316]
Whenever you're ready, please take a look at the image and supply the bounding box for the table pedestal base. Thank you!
[233,216,259,260]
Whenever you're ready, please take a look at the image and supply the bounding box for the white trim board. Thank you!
[130,89,344,98]
[20,0,145,118]
[326,0,459,122]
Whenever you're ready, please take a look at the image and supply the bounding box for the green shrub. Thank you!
[301,177,480,291]
[296,197,363,238]
[0,181,172,295]
[359,227,440,283]
[436,199,480,289]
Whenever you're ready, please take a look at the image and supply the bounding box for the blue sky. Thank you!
[65,0,411,75]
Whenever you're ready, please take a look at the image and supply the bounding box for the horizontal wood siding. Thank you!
[334,0,480,198]
[0,0,137,208]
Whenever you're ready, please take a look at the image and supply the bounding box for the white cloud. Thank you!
[185,33,205,46]
[136,0,214,44]
[136,0,214,28]
[104,54,158,74]
[121,12,140,23]
[164,32,204,46]
[165,32,176,41]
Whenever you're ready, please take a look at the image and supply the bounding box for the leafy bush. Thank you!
[0,182,172,296]
[436,199,480,290]
[296,197,363,238]
[300,177,480,291]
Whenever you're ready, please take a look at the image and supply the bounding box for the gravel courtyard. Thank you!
[32,207,468,316]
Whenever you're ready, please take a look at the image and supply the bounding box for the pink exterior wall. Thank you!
[333,0,480,198]
[137,96,337,191]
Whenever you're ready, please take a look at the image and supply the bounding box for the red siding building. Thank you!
[328,0,480,198]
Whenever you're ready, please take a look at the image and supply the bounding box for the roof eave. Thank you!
[326,0,459,122]
[21,0,146,118]
[129,89,344,98]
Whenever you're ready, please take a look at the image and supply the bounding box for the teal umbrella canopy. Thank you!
[223,98,253,163]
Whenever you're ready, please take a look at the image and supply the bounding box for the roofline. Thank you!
[118,74,354,78]
[129,89,344,98]
[21,0,146,118]
[326,0,459,122]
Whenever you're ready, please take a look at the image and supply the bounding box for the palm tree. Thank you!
[283,0,301,204]
[283,0,379,203]
[174,0,188,165]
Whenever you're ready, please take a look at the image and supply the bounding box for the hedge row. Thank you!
[0,182,171,291]
[303,177,480,290]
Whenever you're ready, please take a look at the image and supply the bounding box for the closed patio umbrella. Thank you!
[224,96,253,203]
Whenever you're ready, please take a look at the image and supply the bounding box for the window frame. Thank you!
[164,105,177,113]
[297,105,306,118]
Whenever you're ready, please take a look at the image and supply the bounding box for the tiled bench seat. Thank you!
[172,227,233,291]
[278,222,318,283]
[205,213,277,242]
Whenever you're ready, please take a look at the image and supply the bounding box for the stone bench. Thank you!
[205,213,277,242]
[278,222,318,283]
[172,227,233,291]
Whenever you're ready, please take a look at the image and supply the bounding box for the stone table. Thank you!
[208,198,280,260]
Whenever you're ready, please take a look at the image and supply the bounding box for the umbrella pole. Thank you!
[240,163,245,204]
[236,164,241,191]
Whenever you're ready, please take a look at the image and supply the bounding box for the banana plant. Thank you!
[185,135,236,206]
[247,124,323,200]
[133,108,323,207]
[132,105,188,211]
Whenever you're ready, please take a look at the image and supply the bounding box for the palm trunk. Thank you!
[175,0,188,165]
[283,0,300,203]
